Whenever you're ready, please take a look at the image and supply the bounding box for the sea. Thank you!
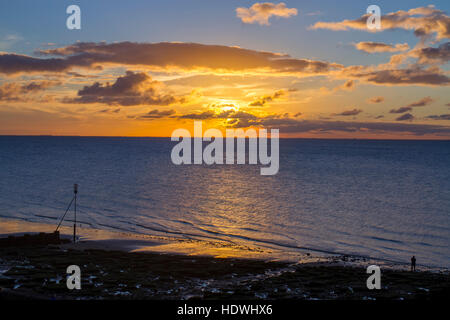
[0,136,449,267]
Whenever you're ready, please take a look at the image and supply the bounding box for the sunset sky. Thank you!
[0,0,449,138]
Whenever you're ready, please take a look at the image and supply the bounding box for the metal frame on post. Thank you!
[73,184,78,243]
[55,184,78,243]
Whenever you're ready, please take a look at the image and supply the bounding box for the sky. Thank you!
[0,0,449,138]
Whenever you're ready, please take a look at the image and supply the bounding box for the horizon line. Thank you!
[0,134,449,141]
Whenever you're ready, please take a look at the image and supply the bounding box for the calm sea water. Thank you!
[0,136,449,267]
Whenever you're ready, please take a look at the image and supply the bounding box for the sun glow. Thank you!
[212,100,241,112]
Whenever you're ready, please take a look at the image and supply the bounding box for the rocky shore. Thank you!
[1,244,448,300]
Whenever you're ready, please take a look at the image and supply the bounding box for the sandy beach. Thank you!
[0,218,448,300]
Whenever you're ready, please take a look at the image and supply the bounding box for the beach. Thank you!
[1,218,449,300]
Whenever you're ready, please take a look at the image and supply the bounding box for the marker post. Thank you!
[73,184,78,243]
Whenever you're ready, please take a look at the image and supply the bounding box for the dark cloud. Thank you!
[178,110,217,120]
[21,81,58,92]
[335,108,363,116]
[0,53,95,75]
[390,106,413,114]
[330,79,356,92]
[230,117,450,136]
[139,109,176,119]
[132,106,450,136]
[390,96,434,114]
[413,42,450,64]
[218,110,258,120]
[396,113,415,121]
[248,90,285,106]
[64,71,185,106]
[99,108,121,114]
[351,67,450,86]
[0,80,60,101]
[0,53,67,74]
[425,114,450,120]
[177,109,258,121]
[406,96,434,107]
[342,79,355,89]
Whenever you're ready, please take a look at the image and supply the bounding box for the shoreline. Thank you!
[0,217,447,272]
[0,217,449,300]
[0,217,301,261]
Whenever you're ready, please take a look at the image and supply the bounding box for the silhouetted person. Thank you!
[411,256,416,272]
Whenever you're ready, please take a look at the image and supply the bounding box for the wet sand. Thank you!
[1,243,449,300]
[0,218,449,300]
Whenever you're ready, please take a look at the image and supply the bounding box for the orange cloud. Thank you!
[0,80,60,102]
[310,5,450,41]
[368,96,385,103]
[236,2,297,25]
[355,42,410,53]
[3,41,447,88]
[23,42,342,77]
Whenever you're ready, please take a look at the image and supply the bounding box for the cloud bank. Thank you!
[310,5,450,41]
[0,42,343,77]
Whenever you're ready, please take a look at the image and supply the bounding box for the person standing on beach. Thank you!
[411,256,416,272]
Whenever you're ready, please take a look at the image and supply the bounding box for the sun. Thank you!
[220,105,237,112]
[212,100,241,113]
